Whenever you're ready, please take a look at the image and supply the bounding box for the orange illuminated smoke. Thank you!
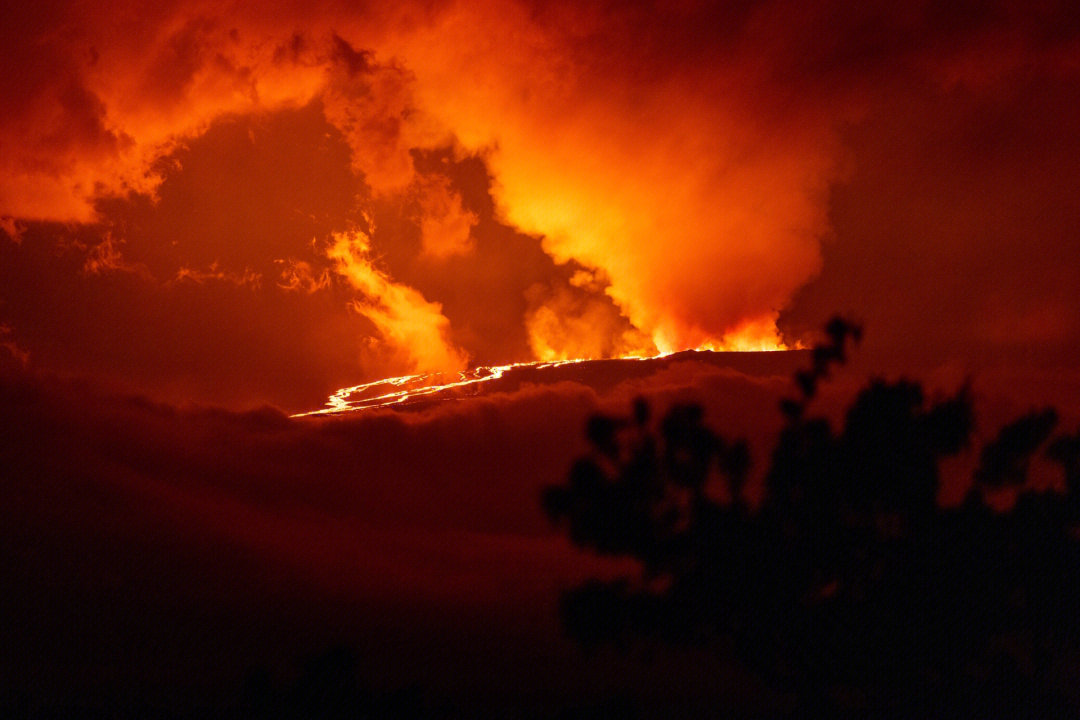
[2,0,832,396]
[326,230,468,374]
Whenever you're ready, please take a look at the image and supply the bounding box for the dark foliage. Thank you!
[544,317,1080,714]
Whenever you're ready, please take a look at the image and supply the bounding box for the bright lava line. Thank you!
[291,354,667,417]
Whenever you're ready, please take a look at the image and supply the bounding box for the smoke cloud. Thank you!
[327,230,468,373]
[2,0,1078,406]
[0,0,840,365]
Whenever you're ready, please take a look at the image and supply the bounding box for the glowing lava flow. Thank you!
[293,337,798,417]
[291,357,641,416]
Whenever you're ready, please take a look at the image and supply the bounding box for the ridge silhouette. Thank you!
[544,317,1080,714]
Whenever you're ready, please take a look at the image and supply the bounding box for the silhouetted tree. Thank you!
[544,317,1080,714]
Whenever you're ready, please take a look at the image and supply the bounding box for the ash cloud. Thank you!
[1,0,1079,407]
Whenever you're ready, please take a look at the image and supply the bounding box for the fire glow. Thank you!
[1,1,833,405]
[302,227,793,416]
[293,359,597,416]
[18,1,1075,416]
[294,339,793,417]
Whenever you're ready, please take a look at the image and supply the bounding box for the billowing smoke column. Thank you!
[386,0,840,354]
[0,0,851,372]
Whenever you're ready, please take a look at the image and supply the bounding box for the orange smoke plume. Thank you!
[326,230,468,374]
[525,269,655,361]
[2,0,849,367]
[379,0,837,354]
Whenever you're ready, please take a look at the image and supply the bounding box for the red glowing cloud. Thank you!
[1,0,1078,409]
